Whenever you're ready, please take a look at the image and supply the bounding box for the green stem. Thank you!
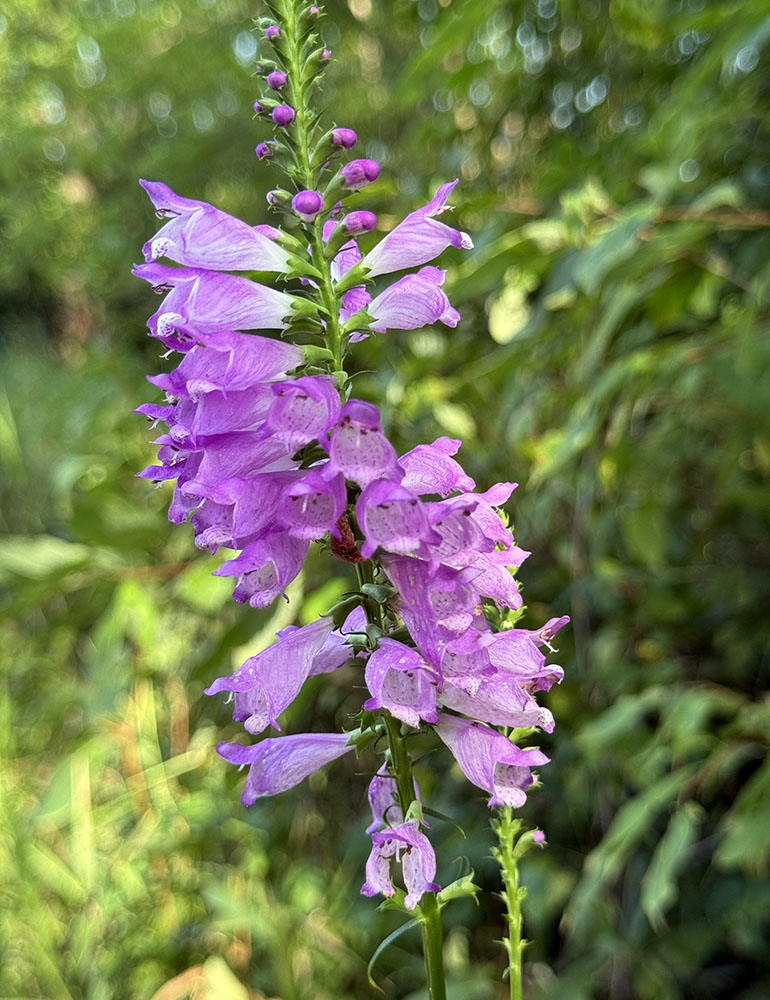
[280,0,346,382]
[355,572,447,1000]
[494,808,526,1000]
[277,8,445,994]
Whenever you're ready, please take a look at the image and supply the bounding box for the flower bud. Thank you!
[265,25,280,39]
[292,190,324,222]
[340,159,380,191]
[253,100,265,115]
[322,48,331,60]
[255,142,272,160]
[267,70,287,89]
[267,188,293,208]
[309,5,321,14]
[331,128,357,149]
[272,105,296,126]
[343,210,377,235]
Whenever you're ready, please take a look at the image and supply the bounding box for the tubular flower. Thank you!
[139,180,290,272]
[361,821,440,910]
[134,4,568,939]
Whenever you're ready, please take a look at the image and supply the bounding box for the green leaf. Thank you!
[641,801,704,930]
[367,917,420,990]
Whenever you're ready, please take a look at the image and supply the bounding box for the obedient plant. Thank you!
[134,3,567,996]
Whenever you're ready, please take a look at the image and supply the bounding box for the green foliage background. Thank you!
[1,0,769,997]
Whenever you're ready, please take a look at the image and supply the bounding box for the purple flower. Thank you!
[132,264,295,350]
[265,374,341,450]
[292,189,324,222]
[362,179,473,278]
[339,159,380,191]
[434,715,549,808]
[253,100,265,114]
[368,266,460,333]
[272,105,295,126]
[267,70,287,89]
[331,127,357,148]
[356,478,440,560]
[341,286,373,326]
[205,617,344,733]
[480,616,569,693]
[321,48,331,60]
[437,648,556,731]
[363,638,440,727]
[148,331,302,395]
[265,25,280,39]
[186,470,300,549]
[327,399,401,487]
[282,467,348,540]
[342,210,377,235]
[214,529,308,608]
[217,732,352,805]
[399,437,476,497]
[361,821,440,910]
[255,142,273,159]
[366,765,403,833]
[139,180,290,272]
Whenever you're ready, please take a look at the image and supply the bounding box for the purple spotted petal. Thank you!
[139,179,290,272]
[363,638,440,728]
[362,179,473,278]
[214,530,308,608]
[266,375,341,450]
[282,467,347,540]
[399,437,475,496]
[368,266,460,333]
[217,732,353,805]
[361,821,440,910]
[205,617,335,733]
[356,478,440,560]
[328,399,401,487]
[434,715,549,808]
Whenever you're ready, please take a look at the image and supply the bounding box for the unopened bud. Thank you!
[265,25,280,39]
[267,188,292,208]
[343,210,377,235]
[292,190,324,222]
[267,70,287,89]
[322,48,331,60]
[272,105,296,126]
[255,142,272,159]
[340,159,380,191]
[331,127,357,149]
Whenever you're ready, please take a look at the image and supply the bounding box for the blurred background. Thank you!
[1,0,769,997]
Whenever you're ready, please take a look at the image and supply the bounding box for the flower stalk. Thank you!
[132,1,566,996]
[492,809,545,1000]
